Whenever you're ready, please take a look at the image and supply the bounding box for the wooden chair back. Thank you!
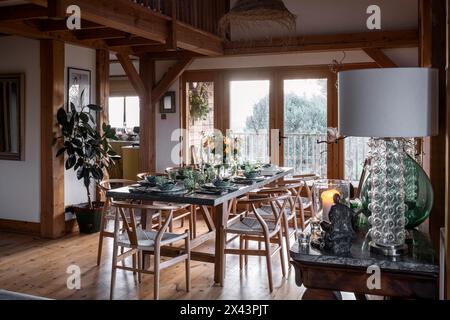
[274,180,305,212]
[110,200,181,247]
[238,191,291,230]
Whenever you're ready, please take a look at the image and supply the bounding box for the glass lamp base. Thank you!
[369,241,408,257]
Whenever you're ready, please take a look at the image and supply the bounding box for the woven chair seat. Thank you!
[257,204,296,219]
[226,217,279,235]
[118,227,185,249]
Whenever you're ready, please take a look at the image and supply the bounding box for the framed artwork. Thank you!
[0,73,25,161]
[160,91,176,114]
[67,67,91,112]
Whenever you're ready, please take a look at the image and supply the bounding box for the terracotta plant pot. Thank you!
[71,202,104,234]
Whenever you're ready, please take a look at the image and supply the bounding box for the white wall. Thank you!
[64,44,97,207]
[155,61,181,172]
[0,36,41,223]
[0,39,99,223]
[230,0,418,40]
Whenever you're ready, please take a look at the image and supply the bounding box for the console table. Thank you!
[290,226,439,299]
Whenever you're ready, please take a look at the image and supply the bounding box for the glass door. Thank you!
[281,78,328,177]
[229,80,271,164]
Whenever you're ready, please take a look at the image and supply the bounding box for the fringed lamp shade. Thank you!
[219,0,296,38]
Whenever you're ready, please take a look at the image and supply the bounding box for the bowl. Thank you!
[244,171,260,179]
[145,175,157,185]
[213,178,231,188]
[157,181,176,191]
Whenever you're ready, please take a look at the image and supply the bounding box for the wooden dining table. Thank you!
[106,167,294,286]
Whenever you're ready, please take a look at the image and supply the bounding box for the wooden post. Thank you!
[138,54,156,172]
[40,39,66,238]
[96,49,110,199]
[96,49,109,134]
[420,0,447,255]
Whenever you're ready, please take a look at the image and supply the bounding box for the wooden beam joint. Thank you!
[363,48,397,68]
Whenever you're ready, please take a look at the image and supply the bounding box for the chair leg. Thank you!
[283,214,291,253]
[110,245,119,300]
[244,239,249,267]
[188,209,194,240]
[138,250,142,284]
[185,233,191,292]
[264,236,274,293]
[192,206,197,238]
[97,198,109,266]
[278,229,287,278]
[239,236,244,270]
[110,209,120,300]
[154,248,160,300]
[132,252,137,277]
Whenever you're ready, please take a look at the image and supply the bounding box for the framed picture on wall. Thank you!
[67,67,91,112]
[0,73,25,161]
[160,91,176,114]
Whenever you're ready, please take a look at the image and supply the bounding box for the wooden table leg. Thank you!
[141,209,148,230]
[214,202,228,286]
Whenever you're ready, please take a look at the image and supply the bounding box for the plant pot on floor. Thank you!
[71,202,104,234]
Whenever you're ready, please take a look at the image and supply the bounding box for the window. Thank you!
[108,96,140,129]
[230,80,270,163]
[283,79,328,177]
[344,137,370,182]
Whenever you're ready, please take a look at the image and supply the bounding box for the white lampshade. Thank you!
[338,68,439,138]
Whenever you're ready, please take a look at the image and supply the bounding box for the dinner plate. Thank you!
[203,183,236,190]
[137,180,156,187]
[147,184,186,194]
[234,176,265,181]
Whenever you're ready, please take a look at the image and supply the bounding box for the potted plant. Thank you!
[55,98,118,234]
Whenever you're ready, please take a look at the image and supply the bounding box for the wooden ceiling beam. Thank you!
[116,52,146,98]
[145,51,203,60]
[38,19,103,32]
[363,48,398,68]
[32,0,223,56]
[0,20,109,50]
[224,30,419,56]
[106,37,159,49]
[151,58,193,105]
[75,28,131,41]
[0,4,48,21]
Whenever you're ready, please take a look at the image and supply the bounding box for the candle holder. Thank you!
[312,179,351,223]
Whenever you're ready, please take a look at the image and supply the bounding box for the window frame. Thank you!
[108,95,139,130]
[181,63,377,179]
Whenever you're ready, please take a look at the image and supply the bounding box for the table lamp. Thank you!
[338,68,438,256]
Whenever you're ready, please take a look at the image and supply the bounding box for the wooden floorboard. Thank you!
[0,220,352,300]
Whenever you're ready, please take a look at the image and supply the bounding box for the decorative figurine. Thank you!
[320,194,356,255]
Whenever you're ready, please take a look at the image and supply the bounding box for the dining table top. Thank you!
[106,167,294,206]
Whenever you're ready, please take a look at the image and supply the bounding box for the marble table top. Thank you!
[290,225,439,276]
